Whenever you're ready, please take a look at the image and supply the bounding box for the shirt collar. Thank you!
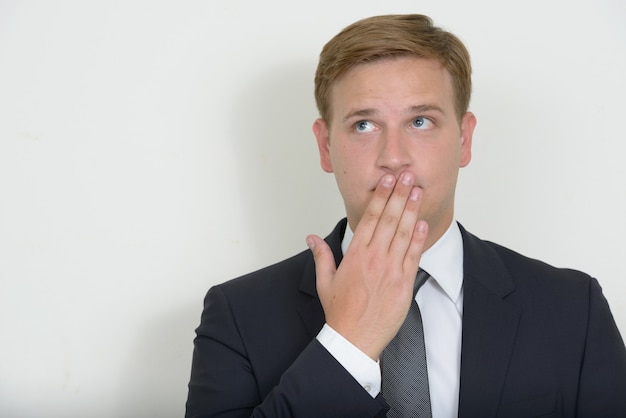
[341,220,464,304]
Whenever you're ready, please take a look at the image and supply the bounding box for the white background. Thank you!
[0,1,624,417]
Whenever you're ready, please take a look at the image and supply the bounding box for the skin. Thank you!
[306,56,476,361]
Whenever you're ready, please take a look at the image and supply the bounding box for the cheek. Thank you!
[329,144,356,173]
[330,154,369,199]
[420,145,462,189]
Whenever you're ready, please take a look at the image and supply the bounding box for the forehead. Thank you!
[329,57,456,119]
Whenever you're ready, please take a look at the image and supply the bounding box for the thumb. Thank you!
[306,234,337,286]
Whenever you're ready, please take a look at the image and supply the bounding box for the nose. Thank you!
[376,128,412,174]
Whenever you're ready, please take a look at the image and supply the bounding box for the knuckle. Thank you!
[380,212,398,226]
[363,209,379,222]
[395,227,412,241]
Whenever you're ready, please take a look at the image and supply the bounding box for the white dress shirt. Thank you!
[317,220,464,418]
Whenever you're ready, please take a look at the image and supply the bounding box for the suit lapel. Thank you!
[297,219,347,338]
[458,225,522,416]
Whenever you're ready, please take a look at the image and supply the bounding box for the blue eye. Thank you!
[355,120,375,133]
[412,117,433,129]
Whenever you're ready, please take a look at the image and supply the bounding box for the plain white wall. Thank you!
[0,1,624,416]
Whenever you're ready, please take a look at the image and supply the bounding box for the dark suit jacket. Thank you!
[186,219,626,417]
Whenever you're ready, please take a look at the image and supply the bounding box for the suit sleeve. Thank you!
[185,285,388,418]
[576,278,626,416]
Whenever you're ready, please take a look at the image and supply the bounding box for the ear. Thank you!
[312,118,333,173]
[459,111,476,168]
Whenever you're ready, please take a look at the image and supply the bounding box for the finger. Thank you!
[351,174,396,246]
[306,234,337,295]
[388,185,422,259]
[403,220,428,274]
[369,171,416,248]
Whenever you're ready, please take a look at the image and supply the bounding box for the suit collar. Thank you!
[458,222,516,298]
[300,220,514,299]
[297,220,519,305]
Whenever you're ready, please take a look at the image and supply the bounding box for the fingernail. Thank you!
[401,172,413,185]
[409,187,420,201]
[381,175,394,187]
[306,237,315,250]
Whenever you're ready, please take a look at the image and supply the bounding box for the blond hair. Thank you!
[314,14,472,122]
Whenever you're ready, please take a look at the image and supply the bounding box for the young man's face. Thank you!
[313,56,476,248]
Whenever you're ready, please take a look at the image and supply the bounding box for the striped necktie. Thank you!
[381,269,432,418]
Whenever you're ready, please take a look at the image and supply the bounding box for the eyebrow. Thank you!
[342,104,445,122]
[342,108,379,122]
[408,104,445,114]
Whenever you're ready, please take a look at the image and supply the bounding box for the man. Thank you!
[185,14,626,417]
